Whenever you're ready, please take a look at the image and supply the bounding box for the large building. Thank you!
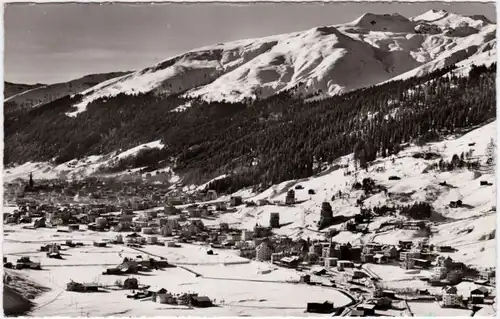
[256,242,272,261]
[270,213,280,228]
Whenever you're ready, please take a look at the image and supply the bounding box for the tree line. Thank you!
[4,63,496,194]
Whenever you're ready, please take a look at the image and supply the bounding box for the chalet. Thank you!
[400,251,420,261]
[258,199,269,206]
[324,257,338,268]
[280,256,300,268]
[230,196,243,207]
[361,253,374,263]
[398,240,413,249]
[449,200,463,208]
[190,296,213,308]
[469,287,488,305]
[372,297,392,309]
[412,258,431,269]
[480,269,495,281]
[436,245,454,253]
[300,274,311,283]
[337,260,353,271]
[373,254,388,264]
[34,217,46,228]
[226,232,241,243]
[382,245,398,259]
[152,288,170,303]
[93,241,107,247]
[356,304,375,316]
[241,229,254,241]
[306,301,334,314]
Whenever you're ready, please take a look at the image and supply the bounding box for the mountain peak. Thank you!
[347,12,415,32]
[412,9,492,29]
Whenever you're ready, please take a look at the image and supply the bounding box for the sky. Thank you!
[4,2,497,84]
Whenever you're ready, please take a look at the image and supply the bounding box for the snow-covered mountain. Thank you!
[65,9,496,116]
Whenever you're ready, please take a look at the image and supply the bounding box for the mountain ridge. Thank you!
[53,9,496,116]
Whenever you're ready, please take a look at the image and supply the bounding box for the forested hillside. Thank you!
[4,64,496,191]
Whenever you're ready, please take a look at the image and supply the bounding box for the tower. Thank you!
[29,172,34,189]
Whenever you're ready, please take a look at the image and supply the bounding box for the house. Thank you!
[226,232,241,243]
[400,251,420,261]
[270,212,280,228]
[34,217,46,228]
[372,297,392,309]
[350,309,365,317]
[441,286,463,308]
[230,196,242,207]
[436,245,454,253]
[412,258,431,269]
[206,190,218,201]
[300,274,311,283]
[356,304,375,316]
[152,288,170,303]
[306,301,334,314]
[280,256,300,268]
[256,242,272,261]
[360,252,373,263]
[373,254,387,264]
[432,266,448,280]
[470,286,489,298]
[93,241,107,247]
[480,269,495,281]
[337,260,353,271]
[400,258,415,270]
[191,296,213,307]
[398,240,413,249]
[241,229,254,241]
[324,257,338,269]
[469,287,487,305]
[285,190,295,205]
[382,245,398,259]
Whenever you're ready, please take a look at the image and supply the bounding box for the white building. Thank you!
[242,230,254,241]
[256,242,272,261]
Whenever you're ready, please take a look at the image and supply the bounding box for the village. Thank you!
[3,169,497,317]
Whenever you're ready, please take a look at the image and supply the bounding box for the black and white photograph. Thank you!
[2,1,497,317]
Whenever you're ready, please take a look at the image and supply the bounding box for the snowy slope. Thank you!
[64,10,496,115]
[3,140,177,183]
[198,121,497,268]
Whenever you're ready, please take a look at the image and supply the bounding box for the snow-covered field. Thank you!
[3,226,351,317]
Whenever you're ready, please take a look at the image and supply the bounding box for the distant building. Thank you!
[441,286,463,308]
[256,242,272,261]
[285,190,295,205]
[318,202,333,229]
[241,229,254,241]
[270,213,280,228]
[230,196,243,207]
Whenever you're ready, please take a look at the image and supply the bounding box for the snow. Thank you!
[3,225,351,317]
[412,9,491,29]
[3,120,496,316]
[191,121,497,266]
[3,140,172,183]
[57,10,495,113]
[114,140,164,160]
